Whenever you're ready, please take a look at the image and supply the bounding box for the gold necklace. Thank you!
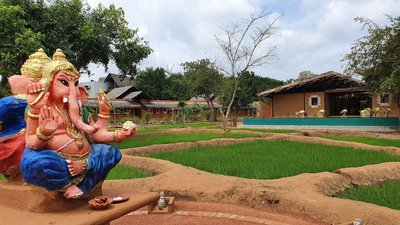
[53,104,84,148]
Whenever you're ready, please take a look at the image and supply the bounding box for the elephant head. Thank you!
[38,49,99,134]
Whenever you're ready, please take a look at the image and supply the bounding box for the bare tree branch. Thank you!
[215,11,279,131]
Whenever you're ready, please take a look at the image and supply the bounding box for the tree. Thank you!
[168,72,190,101]
[0,0,151,87]
[343,16,400,120]
[215,11,279,131]
[181,58,223,121]
[136,67,169,100]
[296,70,317,81]
[219,71,283,120]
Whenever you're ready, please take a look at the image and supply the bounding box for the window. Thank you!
[308,95,321,108]
[311,97,318,106]
[380,94,390,105]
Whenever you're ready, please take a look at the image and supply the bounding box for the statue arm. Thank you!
[25,108,47,149]
[89,118,136,143]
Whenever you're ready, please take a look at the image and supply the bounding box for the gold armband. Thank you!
[36,127,54,141]
[27,110,40,119]
[113,130,121,142]
[97,113,110,119]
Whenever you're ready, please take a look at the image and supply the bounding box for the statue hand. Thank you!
[26,82,49,111]
[97,95,111,115]
[117,128,136,142]
[39,106,59,136]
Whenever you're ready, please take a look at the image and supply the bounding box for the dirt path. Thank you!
[112,201,326,225]
[105,130,400,225]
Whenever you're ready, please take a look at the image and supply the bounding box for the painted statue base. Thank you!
[0,181,159,225]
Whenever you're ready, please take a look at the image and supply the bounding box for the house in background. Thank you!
[81,73,135,98]
[82,73,256,120]
[257,71,398,118]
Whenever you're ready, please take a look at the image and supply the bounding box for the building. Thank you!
[81,73,136,98]
[257,71,398,118]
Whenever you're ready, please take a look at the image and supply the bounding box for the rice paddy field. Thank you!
[340,179,400,210]
[147,140,400,179]
[107,164,151,180]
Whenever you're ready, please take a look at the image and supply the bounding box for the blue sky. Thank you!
[84,0,400,82]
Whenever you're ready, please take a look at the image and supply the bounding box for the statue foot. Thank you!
[64,185,84,199]
[66,159,86,177]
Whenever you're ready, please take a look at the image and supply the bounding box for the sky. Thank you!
[83,0,400,82]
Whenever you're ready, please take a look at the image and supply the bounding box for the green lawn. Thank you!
[106,164,151,180]
[148,140,400,179]
[114,132,260,149]
[340,179,400,210]
[324,136,400,148]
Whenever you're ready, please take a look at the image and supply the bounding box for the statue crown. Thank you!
[41,49,80,88]
[20,48,51,81]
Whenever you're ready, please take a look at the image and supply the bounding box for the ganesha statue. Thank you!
[18,48,136,199]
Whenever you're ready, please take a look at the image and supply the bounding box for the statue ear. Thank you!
[77,85,89,102]
[8,75,32,95]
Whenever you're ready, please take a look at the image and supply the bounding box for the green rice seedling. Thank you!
[340,179,400,210]
[106,164,151,180]
[148,140,400,180]
[114,132,259,149]
[324,136,400,148]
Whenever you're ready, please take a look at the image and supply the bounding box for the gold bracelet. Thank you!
[97,113,111,119]
[113,130,121,142]
[27,110,40,119]
[36,127,54,141]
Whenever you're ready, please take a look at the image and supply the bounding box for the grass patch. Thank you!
[229,128,296,133]
[0,174,4,180]
[148,140,400,180]
[324,136,400,148]
[106,164,151,180]
[340,179,400,210]
[114,132,260,149]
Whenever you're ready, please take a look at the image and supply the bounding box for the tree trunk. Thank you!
[206,97,217,121]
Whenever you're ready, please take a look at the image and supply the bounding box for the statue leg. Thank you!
[77,144,121,196]
[20,147,71,191]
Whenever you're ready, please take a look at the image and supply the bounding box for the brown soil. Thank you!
[105,129,400,225]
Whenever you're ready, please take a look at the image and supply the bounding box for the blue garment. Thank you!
[20,144,121,196]
[0,96,27,137]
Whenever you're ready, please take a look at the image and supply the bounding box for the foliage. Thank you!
[136,67,190,100]
[168,72,190,100]
[0,0,151,82]
[343,16,400,108]
[148,140,400,180]
[143,111,151,125]
[323,136,400,148]
[181,58,223,120]
[296,70,317,81]
[340,179,400,210]
[219,71,282,112]
[113,132,260,149]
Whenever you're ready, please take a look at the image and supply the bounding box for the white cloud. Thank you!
[82,0,400,82]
